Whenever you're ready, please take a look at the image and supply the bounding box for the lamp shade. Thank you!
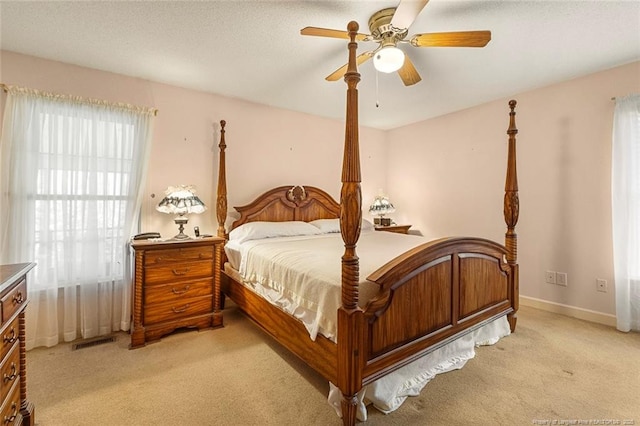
[369,194,396,217]
[373,46,405,73]
[156,185,206,215]
[156,185,206,239]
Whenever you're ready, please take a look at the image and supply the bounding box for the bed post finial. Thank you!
[504,100,519,332]
[216,120,228,239]
[338,21,364,426]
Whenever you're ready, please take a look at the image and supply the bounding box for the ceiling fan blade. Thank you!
[410,31,492,47]
[325,51,374,81]
[301,26,368,41]
[397,54,422,86]
[390,0,430,30]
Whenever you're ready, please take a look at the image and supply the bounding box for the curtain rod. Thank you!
[0,82,158,116]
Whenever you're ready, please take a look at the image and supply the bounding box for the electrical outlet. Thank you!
[545,271,556,284]
[596,278,608,293]
[556,272,568,287]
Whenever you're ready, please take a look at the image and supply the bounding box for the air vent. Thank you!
[71,335,116,351]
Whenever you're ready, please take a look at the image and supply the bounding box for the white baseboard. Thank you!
[519,296,617,327]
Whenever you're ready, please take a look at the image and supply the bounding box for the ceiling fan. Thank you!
[300,0,491,86]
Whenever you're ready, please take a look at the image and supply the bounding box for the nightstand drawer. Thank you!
[144,278,213,305]
[0,317,19,365]
[144,296,213,324]
[0,280,26,324]
[144,246,214,266]
[144,260,213,285]
[0,344,19,402]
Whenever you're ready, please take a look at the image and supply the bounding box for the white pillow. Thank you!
[309,218,341,233]
[228,221,322,243]
[361,218,374,231]
[309,218,375,233]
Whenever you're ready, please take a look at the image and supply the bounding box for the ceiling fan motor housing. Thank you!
[368,8,408,42]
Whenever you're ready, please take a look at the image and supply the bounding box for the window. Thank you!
[612,93,640,332]
[0,86,155,348]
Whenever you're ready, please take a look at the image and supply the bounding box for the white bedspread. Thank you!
[229,230,427,341]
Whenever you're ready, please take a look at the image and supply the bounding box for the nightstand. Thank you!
[374,224,412,234]
[130,236,224,348]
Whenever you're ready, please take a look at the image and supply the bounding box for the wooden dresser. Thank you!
[0,263,35,426]
[130,237,224,348]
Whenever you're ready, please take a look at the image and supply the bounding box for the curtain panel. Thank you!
[0,86,154,349]
[612,93,640,332]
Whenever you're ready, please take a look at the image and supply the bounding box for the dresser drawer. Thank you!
[0,280,26,324]
[144,278,213,305]
[0,378,20,425]
[0,317,19,364]
[144,246,214,266]
[0,344,19,402]
[144,296,212,324]
[144,260,213,285]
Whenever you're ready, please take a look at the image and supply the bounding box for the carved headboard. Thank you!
[231,185,340,230]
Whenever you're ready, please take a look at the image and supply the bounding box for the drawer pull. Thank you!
[12,292,24,305]
[171,268,190,276]
[3,402,17,424]
[3,328,17,344]
[171,304,190,313]
[3,363,17,383]
[171,285,190,295]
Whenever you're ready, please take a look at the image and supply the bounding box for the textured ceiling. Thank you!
[1,0,639,130]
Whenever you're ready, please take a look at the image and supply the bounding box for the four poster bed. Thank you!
[213,22,520,425]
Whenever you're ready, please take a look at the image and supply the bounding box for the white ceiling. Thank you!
[1,1,639,130]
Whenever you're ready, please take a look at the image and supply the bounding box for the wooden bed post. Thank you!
[504,100,519,332]
[337,21,364,426]
[215,120,228,312]
[216,120,228,240]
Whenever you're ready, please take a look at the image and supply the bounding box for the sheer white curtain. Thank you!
[0,86,154,349]
[612,93,640,332]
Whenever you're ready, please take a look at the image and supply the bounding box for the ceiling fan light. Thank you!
[373,46,405,73]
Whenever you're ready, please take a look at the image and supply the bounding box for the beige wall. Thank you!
[387,61,640,317]
[0,50,388,239]
[3,49,638,318]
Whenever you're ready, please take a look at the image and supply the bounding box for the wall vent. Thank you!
[71,335,116,351]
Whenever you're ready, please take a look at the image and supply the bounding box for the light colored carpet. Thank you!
[27,305,640,425]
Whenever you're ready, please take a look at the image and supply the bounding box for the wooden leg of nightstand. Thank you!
[212,311,224,328]
[130,326,146,349]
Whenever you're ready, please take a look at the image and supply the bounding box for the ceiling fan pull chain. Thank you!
[376,70,380,108]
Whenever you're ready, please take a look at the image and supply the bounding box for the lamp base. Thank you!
[173,217,190,240]
[374,217,392,227]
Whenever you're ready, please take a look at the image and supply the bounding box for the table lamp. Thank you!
[369,191,395,226]
[156,185,206,239]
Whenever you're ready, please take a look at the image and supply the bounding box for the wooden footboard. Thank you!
[361,237,513,383]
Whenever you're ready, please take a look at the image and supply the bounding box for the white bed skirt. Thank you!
[327,315,510,421]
